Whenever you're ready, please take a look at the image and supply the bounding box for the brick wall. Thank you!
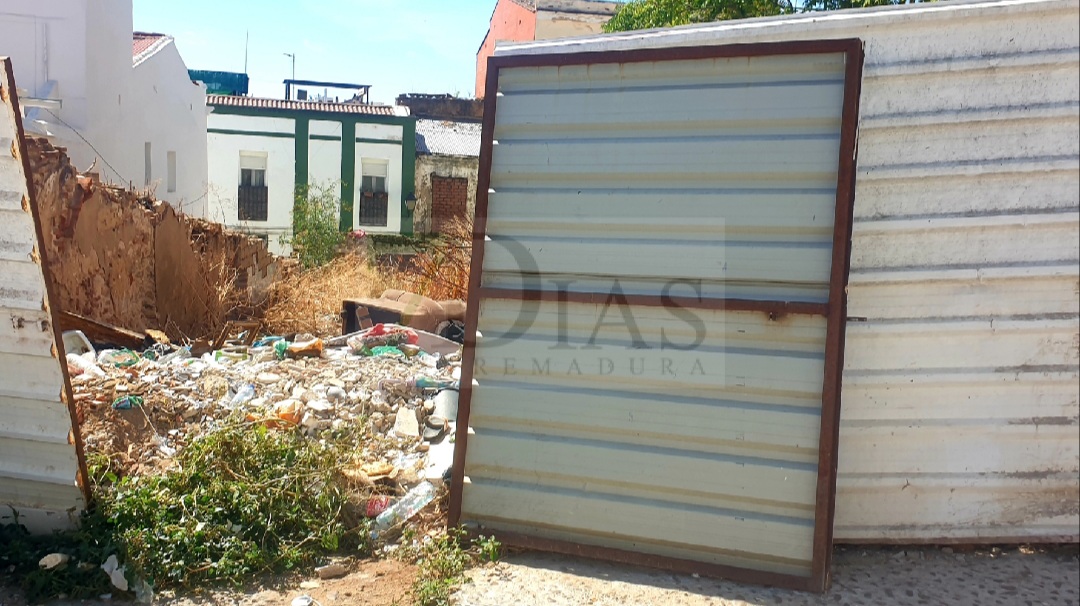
[430,175,470,233]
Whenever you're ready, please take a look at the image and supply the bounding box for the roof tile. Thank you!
[206,95,406,117]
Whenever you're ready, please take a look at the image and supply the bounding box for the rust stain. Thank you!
[1008,416,1079,426]
[1003,470,1072,480]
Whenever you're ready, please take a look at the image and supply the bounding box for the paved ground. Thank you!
[457,545,1079,606]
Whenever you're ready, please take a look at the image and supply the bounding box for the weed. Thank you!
[2,418,374,601]
[474,534,502,564]
[100,419,370,588]
[397,527,502,606]
[0,509,117,601]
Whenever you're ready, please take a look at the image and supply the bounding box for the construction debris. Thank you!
[70,324,462,489]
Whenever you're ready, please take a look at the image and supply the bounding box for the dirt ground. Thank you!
[2,545,1076,605]
[0,558,416,606]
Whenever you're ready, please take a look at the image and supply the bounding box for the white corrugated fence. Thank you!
[495,0,1080,542]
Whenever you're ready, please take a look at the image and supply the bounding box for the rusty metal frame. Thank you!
[449,39,864,593]
[2,58,92,504]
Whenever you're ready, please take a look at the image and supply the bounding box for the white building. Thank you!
[204,95,416,255]
[0,0,208,217]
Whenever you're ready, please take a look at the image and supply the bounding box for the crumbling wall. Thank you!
[395,93,483,121]
[414,154,478,234]
[26,137,279,339]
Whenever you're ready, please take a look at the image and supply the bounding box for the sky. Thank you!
[133,0,507,104]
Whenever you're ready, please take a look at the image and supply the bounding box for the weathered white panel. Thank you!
[497,0,1080,542]
[0,61,85,532]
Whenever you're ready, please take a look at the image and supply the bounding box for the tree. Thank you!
[604,0,925,32]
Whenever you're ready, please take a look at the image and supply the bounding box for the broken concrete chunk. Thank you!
[315,563,347,579]
[394,407,420,438]
[38,553,70,570]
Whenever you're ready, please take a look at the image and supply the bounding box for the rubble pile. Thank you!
[68,323,462,495]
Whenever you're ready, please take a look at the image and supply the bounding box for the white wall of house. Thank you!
[206,110,407,255]
[355,138,403,234]
[308,120,342,189]
[0,2,89,128]
[0,0,208,217]
[128,44,209,216]
[206,116,296,255]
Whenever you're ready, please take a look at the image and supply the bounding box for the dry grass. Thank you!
[393,217,473,302]
[263,218,473,337]
[263,251,392,336]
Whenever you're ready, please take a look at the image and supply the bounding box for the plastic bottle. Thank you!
[369,481,437,540]
[228,384,256,408]
[410,376,457,391]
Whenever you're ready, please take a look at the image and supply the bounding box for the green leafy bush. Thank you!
[283,182,347,268]
[102,421,368,588]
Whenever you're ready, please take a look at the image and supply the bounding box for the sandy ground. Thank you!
[458,545,1079,606]
[3,545,1076,605]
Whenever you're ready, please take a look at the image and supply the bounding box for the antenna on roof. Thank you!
[244,30,249,74]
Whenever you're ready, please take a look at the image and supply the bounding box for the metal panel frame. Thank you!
[449,39,864,592]
[1,58,91,506]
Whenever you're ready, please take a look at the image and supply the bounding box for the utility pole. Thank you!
[283,52,296,99]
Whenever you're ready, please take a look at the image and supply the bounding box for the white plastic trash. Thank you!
[62,330,94,357]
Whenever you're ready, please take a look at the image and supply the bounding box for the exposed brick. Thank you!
[430,175,470,233]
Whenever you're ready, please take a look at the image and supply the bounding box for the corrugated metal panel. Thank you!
[493,0,1080,542]
[453,42,862,591]
[0,58,87,532]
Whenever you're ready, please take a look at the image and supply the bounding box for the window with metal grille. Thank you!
[359,160,389,226]
[238,152,268,222]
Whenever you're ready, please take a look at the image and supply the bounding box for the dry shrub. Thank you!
[199,244,242,339]
[393,217,473,302]
[264,252,391,336]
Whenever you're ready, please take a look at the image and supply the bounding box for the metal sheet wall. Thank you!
[493,0,1080,542]
[454,42,862,591]
[0,59,87,532]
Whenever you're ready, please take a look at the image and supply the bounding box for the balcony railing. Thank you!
[238,185,269,222]
[358,192,389,227]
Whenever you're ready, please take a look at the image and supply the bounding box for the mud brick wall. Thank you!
[26,137,279,339]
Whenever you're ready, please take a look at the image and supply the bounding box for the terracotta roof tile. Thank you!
[206,95,407,117]
[132,32,171,65]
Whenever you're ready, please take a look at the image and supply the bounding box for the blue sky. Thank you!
[133,0,507,103]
